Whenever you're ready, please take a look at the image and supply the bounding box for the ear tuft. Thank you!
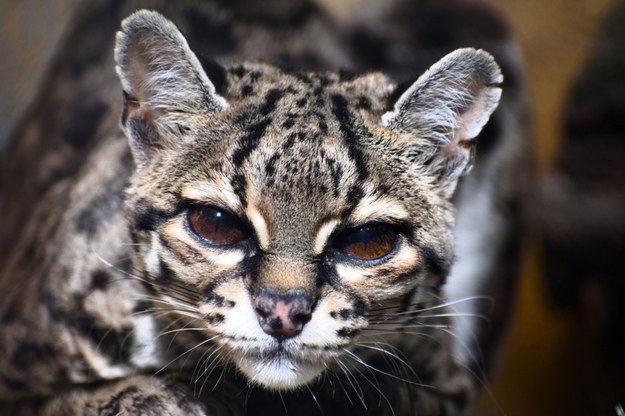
[382,48,502,198]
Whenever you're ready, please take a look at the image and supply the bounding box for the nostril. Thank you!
[292,310,312,325]
[255,306,269,319]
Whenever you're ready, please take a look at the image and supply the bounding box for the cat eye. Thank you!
[187,206,249,246]
[335,225,399,261]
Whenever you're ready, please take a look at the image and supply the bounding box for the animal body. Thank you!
[0,1,530,414]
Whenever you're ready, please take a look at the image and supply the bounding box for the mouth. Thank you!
[233,344,327,390]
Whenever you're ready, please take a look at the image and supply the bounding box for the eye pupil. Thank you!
[337,225,398,261]
[188,207,248,245]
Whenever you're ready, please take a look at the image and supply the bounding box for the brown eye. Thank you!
[187,207,249,246]
[336,225,399,261]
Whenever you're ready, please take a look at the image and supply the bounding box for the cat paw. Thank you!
[38,375,243,416]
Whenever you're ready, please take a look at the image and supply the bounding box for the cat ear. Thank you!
[382,48,502,198]
[114,10,228,167]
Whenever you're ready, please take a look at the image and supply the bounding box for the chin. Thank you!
[236,351,324,390]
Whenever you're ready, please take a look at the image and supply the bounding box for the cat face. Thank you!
[116,10,501,390]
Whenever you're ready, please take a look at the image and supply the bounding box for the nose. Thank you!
[254,290,313,338]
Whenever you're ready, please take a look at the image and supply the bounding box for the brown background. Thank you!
[0,0,620,414]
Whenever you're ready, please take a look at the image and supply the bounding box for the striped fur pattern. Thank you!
[0,1,529,415]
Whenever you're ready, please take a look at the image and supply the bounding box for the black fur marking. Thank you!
[338,184,366,220]
[399,286,419,314]
[325,157,343,198]
[241,84,253,96]
[319,119,328,135]
[232,118,272,168]
[294,72,313,84]
[330,94,369,182]
[73,308,133,364]
[159,234,204,262]
[230,65,246,78]
[356,96,371,110]
[133,300,152,314]
[90,269,111,290]
[230,173,248,207]
[282,116,296,129]
[353,299,366,317]
[133,204,181,232]
[281,132,298,151]
[43,292,65,322]
[250,70,262,83]
[420,246,446,278]
[337,328,360,338]
[260,89,285,116]
[202,290,227,307]
[158,259,174,286]
[206,313,225,324]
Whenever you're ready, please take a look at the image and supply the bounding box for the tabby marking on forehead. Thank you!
[181,179,241,211]
[246,204,270,250]
[349,193,410,224]
[313,218,340,255]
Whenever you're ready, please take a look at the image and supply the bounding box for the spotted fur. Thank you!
[0,1,530,415]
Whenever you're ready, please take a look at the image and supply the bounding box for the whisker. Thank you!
[342,348,431,388]
[334,358,367,409]
[367,295,492,315]
[306,384,325,415]
[355,342,416,377]
[154,334,219,376]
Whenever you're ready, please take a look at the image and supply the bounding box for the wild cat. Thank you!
[0,1,530,414]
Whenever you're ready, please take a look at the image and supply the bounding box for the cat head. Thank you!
[115,10,501,390]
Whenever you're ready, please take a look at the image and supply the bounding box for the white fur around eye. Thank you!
[181,180,242,213]
[349,193,409,225]
[335,263,374,282]
[313,218,339,255]
[246,204,270,250]
[144,232,162,275]
[212,250,246,268]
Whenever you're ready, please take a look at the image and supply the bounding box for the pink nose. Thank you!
[254,290,312,338]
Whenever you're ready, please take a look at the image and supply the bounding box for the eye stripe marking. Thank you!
[313,218,340,255]
[246,203,270,251]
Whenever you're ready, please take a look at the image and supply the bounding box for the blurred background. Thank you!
[1,0,623,414]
